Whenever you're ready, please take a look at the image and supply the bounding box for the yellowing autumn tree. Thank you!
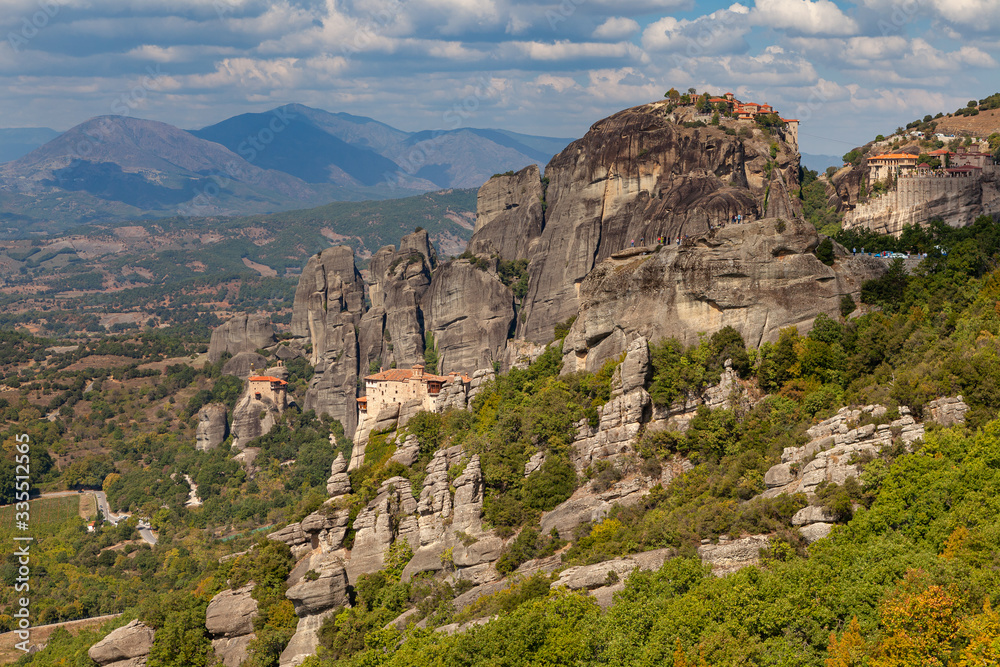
[826,616,870,667]
[872,576,960,667]
[956,598,1000,667]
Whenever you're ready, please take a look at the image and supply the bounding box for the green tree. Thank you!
[816,238,836,265]
[423,331,439,374]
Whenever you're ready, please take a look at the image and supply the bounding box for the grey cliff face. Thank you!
[515,103,803,344]
[424,260,514,374]
[208,314,276,364]
[325,452,351,497]
[230,391,278,451]
[205,584,259,667]
[292,246,365,437]
[285,555,350,616]
[359,229,435,374]
[467,164,545,261]
[195,404,228,451]
[206,585,259,637]
[561,218,886,372]
[221,351,268,380]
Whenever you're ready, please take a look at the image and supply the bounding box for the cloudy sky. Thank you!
[1,0,998,156]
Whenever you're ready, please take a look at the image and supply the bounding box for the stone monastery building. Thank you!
[248,374,288,410]
[359,364,470,418]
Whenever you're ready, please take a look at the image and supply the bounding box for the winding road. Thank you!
[1,490,158,546]
[92,491,158,546]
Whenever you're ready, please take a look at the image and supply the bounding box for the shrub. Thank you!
[816,237,835,265]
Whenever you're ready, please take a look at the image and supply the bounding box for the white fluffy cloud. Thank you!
[0,0,999,158]
[500,40,646,62]
[859,0,1000,32]
[786,35,997,75]
[751,0,859,36]
[593,17,640,40]
[641,4,751,55]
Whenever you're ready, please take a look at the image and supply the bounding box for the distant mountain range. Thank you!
[0,104,573,235]
[0,128,60,163]
[800,153,844,172]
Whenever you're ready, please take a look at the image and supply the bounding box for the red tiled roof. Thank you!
[868,153,918,160]
[365,367,456,384]
[781,118,799,122]
[249,376,287,384]
[928,148,951,155]
[365,368,416,382]
[708,97,729,103]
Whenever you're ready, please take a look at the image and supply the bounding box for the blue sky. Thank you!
[1,0,998,156]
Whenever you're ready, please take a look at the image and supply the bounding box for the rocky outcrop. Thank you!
[404,450,504,581]
[761,404,928,542]
[270,445,499,665]
[195,404,228,451]
[540,476,655,540]
[350,402,401,471]
[926,396,969,426]
[698,535,770,576]
[561,219,887,371]
[229,390,279,452]
[569,337,653,472]
[515,103,802,344]
[791,506,836,544]
[206,585,258,667]
[763,404,924,500]
[286,555,350,616]
[538,335,729,540]
[331,448,503,584]
[424,259,514,374]
[553,548,673,591]
[359,230,435,373]
[467,164,545,261]
[222,351,268,379]
[279,609,338,667]
[88,619,155,667]
[209,314,276,364]
[206,585,259,637]
[390,434,420,467]
[268,504,352,561]
[346,476,419,581]
[292,246,366,438]
[325,453,351,497]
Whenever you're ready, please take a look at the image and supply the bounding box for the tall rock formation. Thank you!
[208,314,276,364]
[358,229,436,374]
[561,218,887,372]
[287,100,860,454]
[292,246,366,437]
[195,404,228,451]
[205,585,258,667]
[424,259,515,374]
[466,164,545,260]
[510,103,803,344]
